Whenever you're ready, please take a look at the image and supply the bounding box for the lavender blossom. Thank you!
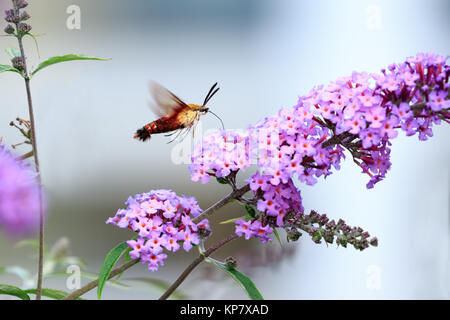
[107,189,211,272]
[0,145,42,236]
[189,52,449,242]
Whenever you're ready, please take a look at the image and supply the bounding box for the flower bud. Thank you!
[18,22,31,34]
[14,0,29,9]
[19,11,30,21]
[225,256,237,269]
[197,226,211,239]
[4,24,15,34]
[11,56,24,70]
[287,228,302,242]
[369,237,378,247]
[5,9,20,23]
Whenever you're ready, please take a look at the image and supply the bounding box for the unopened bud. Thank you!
[11,56,24,70]
[197,226,211,239]
[287,228,302,242]
[369,237,378,247]
[5,9,20,23]
[18,22,31,34]
[19,11,30,21]
[4,24,15,34]
[224,256,237,269]
[14,0,29,9]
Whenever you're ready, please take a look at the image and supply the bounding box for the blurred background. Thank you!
[0,0,449,299]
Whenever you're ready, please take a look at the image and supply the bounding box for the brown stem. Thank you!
[61,259,139,300]
[193,183,250,224]
[159,234,239,300]
[14,5,44,299]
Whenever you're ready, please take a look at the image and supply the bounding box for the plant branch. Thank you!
[193,183,250,224]
[13,2,44,299]
[159,233,239,300]
[61,259,139,300]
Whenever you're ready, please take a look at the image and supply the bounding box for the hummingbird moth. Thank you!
[134,82,223,143]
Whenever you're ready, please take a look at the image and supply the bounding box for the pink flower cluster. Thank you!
[189,130,252,184]
[189,52,449,242]
[235,174,304,243]
[190,52,449,189]
[107,190,210,271]
[0,144,43,237]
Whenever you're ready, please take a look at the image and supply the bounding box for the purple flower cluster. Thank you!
[189,130,252,184]
[235,174,304,243]
[191,53,449,189]
[189,52,449,241]
[0,144,42,236]
[4,0,31,37]
[296,52,449,187]
[107,189,210,271]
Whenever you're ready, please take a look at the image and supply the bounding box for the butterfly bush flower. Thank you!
[189,52,449,242]
[0,144,42,236]
[107,189,211,271]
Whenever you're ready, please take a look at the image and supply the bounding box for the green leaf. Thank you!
[210,261,263,300]
[24,288,84,300]
[24,33,41,58]
[15,239,41,250]
[15,239,49,256]
[272,228,282,247]
[0,284,31,300]
[31,54,110,76]
[216,177,229,184]
[0,64,22,74]
[5,47,20,58]
[219,215,247,224]
[97,241,129,300]
[244,205,256,218]
[125,278,187,300]
[123,247,132,263]
[1,266,33,283]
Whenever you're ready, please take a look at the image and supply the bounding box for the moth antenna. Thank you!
[208,110,225,130]
[204,87,220,106]
[203,82,219,106]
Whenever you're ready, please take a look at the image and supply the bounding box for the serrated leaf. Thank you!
[0,64,21,74]
[24,288,84,300]
[0,284,30,300]
[31,54,109,76]
[125,277,187,300]
[5,47,20,58]
[210,261,263,300]
[97,241,130,300]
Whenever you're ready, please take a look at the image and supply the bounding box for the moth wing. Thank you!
[148,81,189,118]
